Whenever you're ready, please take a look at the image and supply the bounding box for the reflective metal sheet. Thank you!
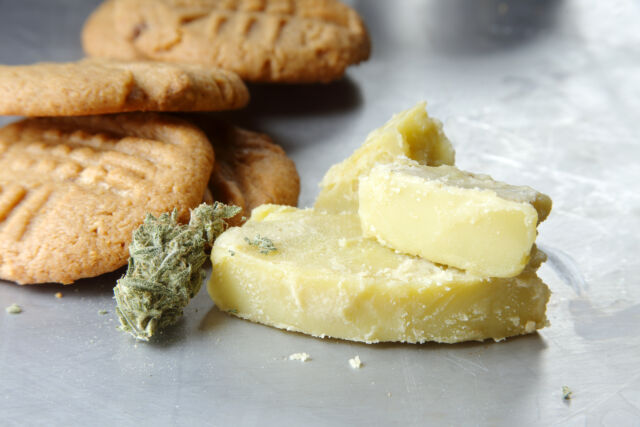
[1,1,639,425]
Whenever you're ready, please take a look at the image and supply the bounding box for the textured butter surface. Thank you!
[208,205,550,344]
[314,102,455,213]
[359,164,551,277]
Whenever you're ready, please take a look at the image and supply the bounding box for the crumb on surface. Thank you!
[98,309,108,315]
[289,352,311,362]
[562,385,573,400]
[55,292,63,298]
[6,303,22,314]
[349,355,363,369]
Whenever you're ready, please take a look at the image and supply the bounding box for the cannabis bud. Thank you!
[114,202,241,341]
[244,234,277,254]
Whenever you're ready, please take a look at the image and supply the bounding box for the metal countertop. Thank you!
[1,1,639,425]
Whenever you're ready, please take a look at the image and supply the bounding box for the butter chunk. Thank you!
[208,205,550,344]
[315,102,455,213]
[359,164,552,278]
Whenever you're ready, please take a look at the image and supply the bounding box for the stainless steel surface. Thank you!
[1,1,639,425]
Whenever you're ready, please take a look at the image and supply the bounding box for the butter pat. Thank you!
[315,102,455,213]
[359,164,552,278]
[208,205,550,344]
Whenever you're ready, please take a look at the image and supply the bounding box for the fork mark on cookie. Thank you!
[0,184,27,223]
[1,185,53,242]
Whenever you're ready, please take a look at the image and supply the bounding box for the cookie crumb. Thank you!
[55,292,63,298]
[289,353,311,362]
[6,303,22,314]
[349,355,363,369]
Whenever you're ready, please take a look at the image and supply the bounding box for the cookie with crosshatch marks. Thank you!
[82,0,371,83]
[0,59,248,117]
[0,114,213,285]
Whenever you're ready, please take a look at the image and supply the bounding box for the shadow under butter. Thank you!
[199,305,237,332]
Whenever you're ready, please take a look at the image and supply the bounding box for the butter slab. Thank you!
[359,164,552,277]
[208,204,550,344]
[315,102,455,213]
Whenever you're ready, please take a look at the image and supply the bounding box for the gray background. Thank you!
[1,1,639,425]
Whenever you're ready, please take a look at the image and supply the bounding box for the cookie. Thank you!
[83,0,371,83]
[81,0,143,62]
[0,59,249,117]
[0,113,213,284]
[196,120,299,225]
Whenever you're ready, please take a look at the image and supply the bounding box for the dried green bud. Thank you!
[114,202,241,341]
[244,234,277,254]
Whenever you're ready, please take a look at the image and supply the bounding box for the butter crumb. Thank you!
[524,320,536,333]
[289,352,310,362]
[349,355,363,369]
[5,303,22,314]
[55,292,63,299]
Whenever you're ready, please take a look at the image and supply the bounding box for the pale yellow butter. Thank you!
[359,164,552,278]
[208,205,550,344]
[315,102,455,213]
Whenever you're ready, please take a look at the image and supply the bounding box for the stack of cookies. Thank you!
[0,0,371,285]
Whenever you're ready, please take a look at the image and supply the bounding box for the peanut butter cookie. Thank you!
[82,0,142,61]
[83,0,370,83]
[197,120,299,224]
[0,113,213,284]
[0,59,248,116]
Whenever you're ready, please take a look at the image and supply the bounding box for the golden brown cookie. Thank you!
[0,59,249,117]
[83,0,371,83]
[195,120,299,225]
[0,114,213,284]
[81,0,142,61]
